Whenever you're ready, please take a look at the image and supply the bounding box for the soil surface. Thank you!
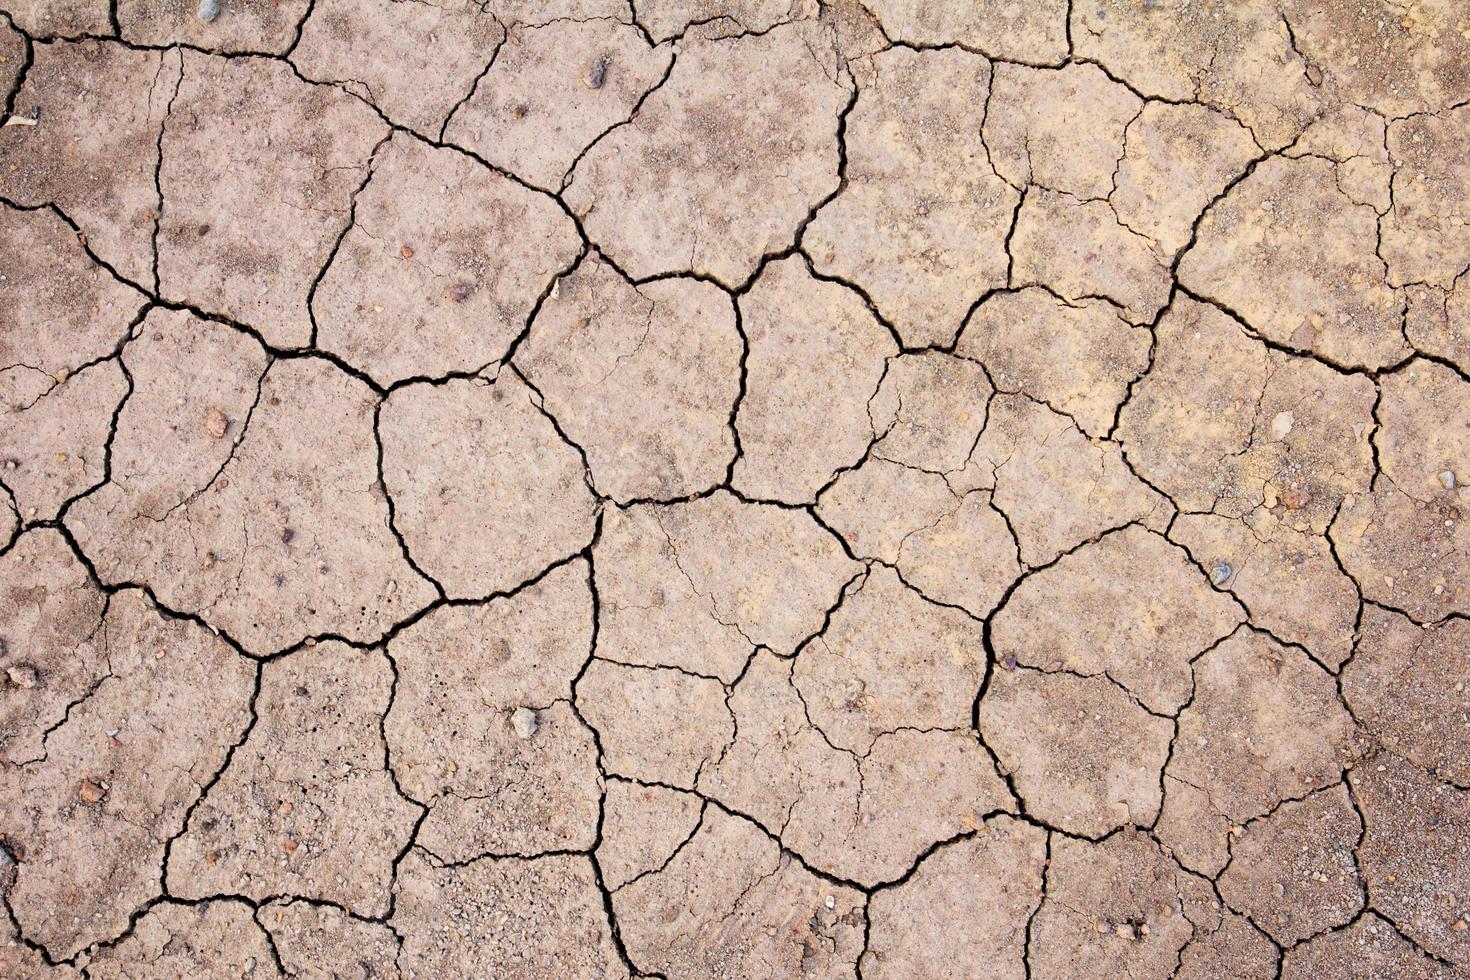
[2,1,1469,977]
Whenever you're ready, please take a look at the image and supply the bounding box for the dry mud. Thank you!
[2,0,1469,977]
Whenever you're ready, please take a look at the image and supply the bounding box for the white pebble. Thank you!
[511,706,538,740]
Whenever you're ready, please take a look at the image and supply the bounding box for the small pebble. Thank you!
[586,58,609,90]
[78,780,106,804]
[400,244,415,258]
[204,408,228,439]
[511,706,538,740]
[1211,562,1233,586]
[7,664,37,689]
[1440,470,1456,490]
[197,0,221,22]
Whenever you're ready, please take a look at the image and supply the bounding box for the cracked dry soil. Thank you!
[1,1,1469,978]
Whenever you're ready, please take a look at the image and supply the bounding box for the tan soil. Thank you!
[3,3,1469,976]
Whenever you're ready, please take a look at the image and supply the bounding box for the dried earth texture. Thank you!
[1,1,1468,977]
